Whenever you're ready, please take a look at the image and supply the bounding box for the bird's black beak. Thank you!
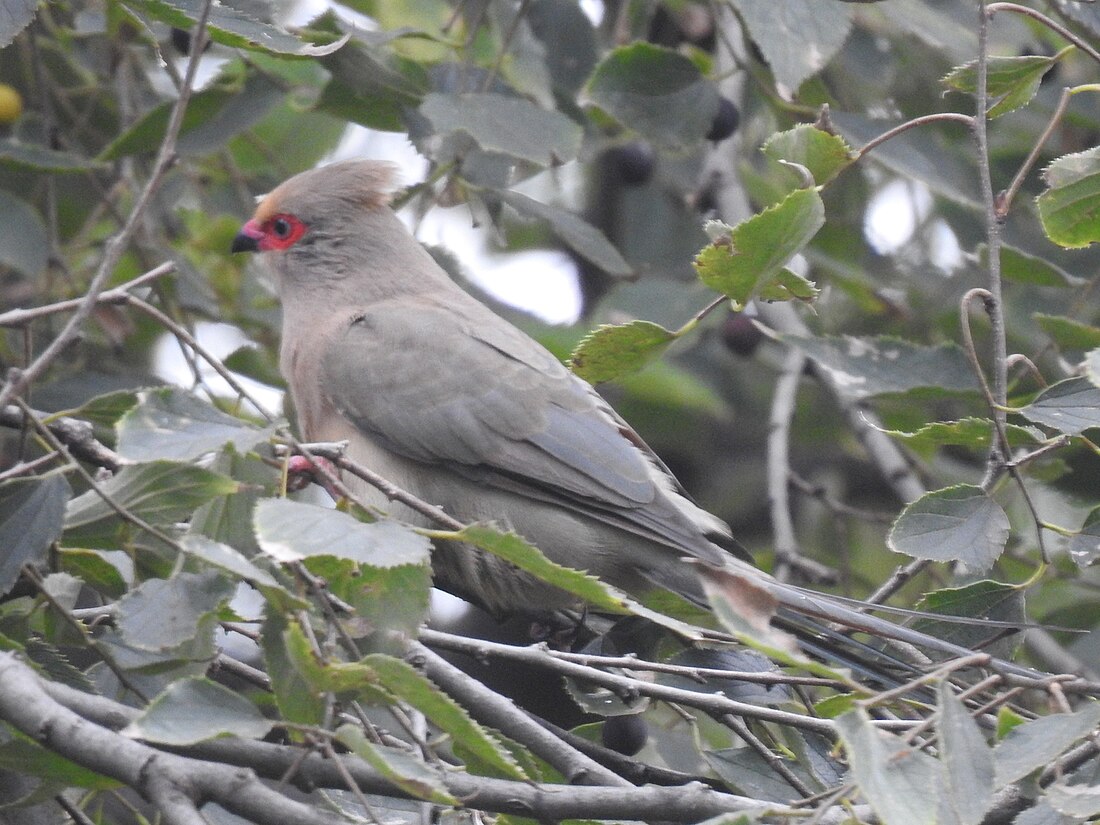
[230,231,259,254]
[231,220,263,254]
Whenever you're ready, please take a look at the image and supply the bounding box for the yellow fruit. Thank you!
[0,84,23,124]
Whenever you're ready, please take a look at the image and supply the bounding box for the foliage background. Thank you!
[1,0,1100,823]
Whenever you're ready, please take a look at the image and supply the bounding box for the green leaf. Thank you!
[0,190,48,278]
[0,475,71,593]
[123,677,272,745]
[336,724,457,805]
[179,534,306,610]
[568,320,678,384]
[254,498,431,567]
[913,581,1026,656]
[360,654,527,780]
[693,188,824,308]
[978,245,1084,288]
[57,549,127,600]
[762,124,854,186]
[441,524,630,614]
[942,55,1055,117]
[836,709,940,825]
[936,682,994,825]
[731,0,852,91]
[116,387,274,462]
[884,418,1042,452]
[301,555,431,650]
[497,191,632,275]
[64,461,239,538]
[261,613,326,726]
[0,140,106,172]
[1034,314,1100,351]
[115,570,235,653]
[419,93,582,166]
[585,42,719,151]
[786,335,978,399]
[122,0,347,56]
[190,449,277,557]
[223,346,285,389]
[1037,147,1100,248]
[888,485,1009,571]
[0,736,119,791]
[101,68,284,160]
[994,703,1100,787]
[1017,377,1100,435]
[1068,507,1100,568]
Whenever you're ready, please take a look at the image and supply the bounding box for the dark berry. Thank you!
[707,97,740,142]
[170,27,212,56]
[601,715,647,756]
[721,312,763,357]
[609,141,656,187]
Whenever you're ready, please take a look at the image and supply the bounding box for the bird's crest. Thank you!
[252,159,399,225]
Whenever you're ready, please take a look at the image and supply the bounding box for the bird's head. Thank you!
[230,159,399,256]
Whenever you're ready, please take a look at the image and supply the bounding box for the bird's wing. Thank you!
[321,296,728,564]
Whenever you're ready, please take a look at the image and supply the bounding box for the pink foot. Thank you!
[286,455,340,499]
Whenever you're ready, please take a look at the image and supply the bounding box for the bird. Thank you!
[229,159,1022,668]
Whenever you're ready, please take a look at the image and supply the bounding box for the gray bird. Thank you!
[230,159,1008,663]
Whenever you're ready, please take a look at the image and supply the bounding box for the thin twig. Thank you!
[987,3,1100,66]
[768,346,807,582]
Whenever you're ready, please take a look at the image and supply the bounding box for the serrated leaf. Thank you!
[123,677,272,745]
[1018,377,1100,435]
[994,703,1100,787]
[0,190,48,278]
[937,682,994,825]
[762,124,854,186]
[884,418,1041,452]
[836,709,940,825]
[0,475,71,594]
[64,461,239,536]
[498,190,632,275]
[888,485,1009,571]
[115,570,235,652]
[693,188,824,307]
[336,724,457,805]
[568,320,678,384]
[1038,147,1100,248]
[731,0,852,91]
[1069,507,1100,568]
[942,55,1054,117]
[419,92,582,166]
[978,245,1084,288]
[0,139,106,172]
[585,42,719,151]
[360,654,526,780]
[705,747,817,802]
[0,0,39,48]
[787,335,978,399]
[123,0,347,56]
[1034,314,1100,351]
[116,387,273,462]
[254,498,430,567]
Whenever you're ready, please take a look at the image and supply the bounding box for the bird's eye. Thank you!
[262,214,306,250]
